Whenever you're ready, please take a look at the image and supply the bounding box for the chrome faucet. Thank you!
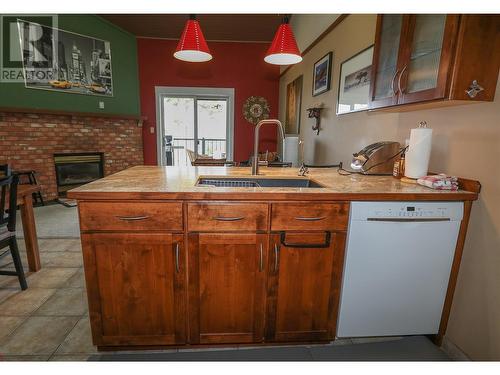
[251,119,285,175]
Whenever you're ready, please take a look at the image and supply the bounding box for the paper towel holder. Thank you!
[306,105,324,135]
[404,121,433,180]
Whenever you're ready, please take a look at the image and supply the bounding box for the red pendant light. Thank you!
[265,16,302,65]
[174,15,212,62]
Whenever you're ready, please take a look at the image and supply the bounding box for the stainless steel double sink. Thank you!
[196,177,325,188]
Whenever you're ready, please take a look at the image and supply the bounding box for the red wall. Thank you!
[137,38,281,165]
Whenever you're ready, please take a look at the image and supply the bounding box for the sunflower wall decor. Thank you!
[242,96,270,125]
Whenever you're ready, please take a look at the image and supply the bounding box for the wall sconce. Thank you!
[306,105,324,135]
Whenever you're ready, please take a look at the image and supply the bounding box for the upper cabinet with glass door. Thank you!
[397,15,459,105]
[369,15,405,108]
[369,15,500,110]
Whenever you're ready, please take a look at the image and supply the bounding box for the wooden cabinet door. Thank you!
[369,14,407,109]
[81,233,186,346]
[266,232,346,342]
[397,15,459,104]
[188,233,268,344]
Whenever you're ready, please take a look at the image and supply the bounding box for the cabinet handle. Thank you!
[259,243,264,272]
[391,68,400,95]
[274,243,279,272]
[212,216,245,221]
[294,216,327,221]
[280,231,331,248]
[174,243,180,273]
[398,65,408,94]
[115,215,150,221]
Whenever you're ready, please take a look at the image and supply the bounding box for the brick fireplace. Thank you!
[0,111,144,201]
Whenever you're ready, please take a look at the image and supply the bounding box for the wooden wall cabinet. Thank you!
[369,14,500,110]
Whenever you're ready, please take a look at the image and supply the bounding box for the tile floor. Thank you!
[0,238,95,361]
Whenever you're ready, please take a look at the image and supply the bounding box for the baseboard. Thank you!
[441,336,470,361]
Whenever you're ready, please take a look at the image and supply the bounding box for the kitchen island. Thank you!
[68,166,479,350]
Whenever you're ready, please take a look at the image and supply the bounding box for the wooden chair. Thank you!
[0,164,27,290]
[186,149,227,166]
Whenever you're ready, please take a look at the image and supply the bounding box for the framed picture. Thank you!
[312,52,332,97]
[17,19,113,96]
[285,75,303,134]
[337,45,374,115]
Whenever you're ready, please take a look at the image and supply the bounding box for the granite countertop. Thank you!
[67,166,478,201]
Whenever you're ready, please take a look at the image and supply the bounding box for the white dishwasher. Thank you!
[337,201,463,338]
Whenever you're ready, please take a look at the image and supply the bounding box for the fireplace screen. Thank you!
[54,153,104,187]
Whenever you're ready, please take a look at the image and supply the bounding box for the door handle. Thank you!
[274,243,279,272]
[259,243,264,272]
[391,68,401,95]
[212,216,245,221]
[398,65,408,94]
[174,243,180,273]
[115,215,150,221]
[280,231,331,248]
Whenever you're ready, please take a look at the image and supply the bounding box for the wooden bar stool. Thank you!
[14,170,44,206]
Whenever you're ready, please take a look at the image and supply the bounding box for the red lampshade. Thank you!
[174,18,212,62]
[265,22,302,65]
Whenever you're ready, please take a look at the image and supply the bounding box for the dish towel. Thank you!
[417,174,459,190]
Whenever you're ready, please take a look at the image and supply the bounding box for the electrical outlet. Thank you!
[150,127,155,134]
[99,101,105,109]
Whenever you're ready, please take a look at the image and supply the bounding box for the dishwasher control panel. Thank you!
[350,202,464,221]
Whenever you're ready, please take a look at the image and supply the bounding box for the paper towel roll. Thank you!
[283,136,299,167]
[404,128,433,179]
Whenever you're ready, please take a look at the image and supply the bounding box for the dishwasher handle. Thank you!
[366,218,451,222]
[280,231,331,248]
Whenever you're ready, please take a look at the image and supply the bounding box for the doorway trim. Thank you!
[155,86,235,166]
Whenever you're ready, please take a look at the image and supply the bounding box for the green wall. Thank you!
[0,14,140,116]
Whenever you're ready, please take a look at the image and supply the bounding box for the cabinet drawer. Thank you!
[79,201,183,231]
[271,203,349,231]
[188,202,268,232]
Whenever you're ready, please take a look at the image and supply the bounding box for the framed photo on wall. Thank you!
[337,45,374,115]
[312,52,333,97]
[17,19,113,97]
[285,75,303,134]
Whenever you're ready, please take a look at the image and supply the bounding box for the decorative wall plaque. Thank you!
[243,96,270,125]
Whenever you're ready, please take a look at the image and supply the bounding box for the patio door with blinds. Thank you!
[156,87,235,166]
